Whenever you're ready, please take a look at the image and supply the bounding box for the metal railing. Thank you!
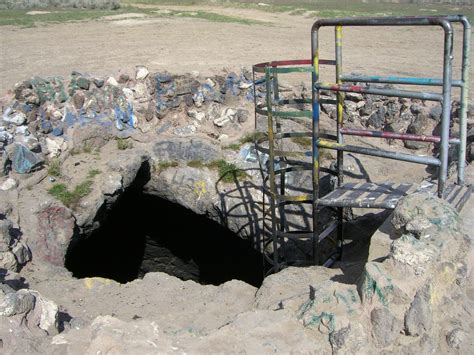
[253,15,471,274]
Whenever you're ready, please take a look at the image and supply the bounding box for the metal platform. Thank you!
[318,181,472,211]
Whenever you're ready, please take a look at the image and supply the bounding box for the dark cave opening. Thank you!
[65,181,264,287]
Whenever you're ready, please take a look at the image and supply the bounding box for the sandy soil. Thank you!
[1,5,472,97]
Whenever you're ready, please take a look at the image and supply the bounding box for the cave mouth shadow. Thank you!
[65,184,264,287]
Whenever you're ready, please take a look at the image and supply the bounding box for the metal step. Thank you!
[317,181,472,211]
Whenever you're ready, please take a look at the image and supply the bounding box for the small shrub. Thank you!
[239,132,266,144]
[116,138,133,150]
[207,159,248,183]
[155,161,179,174]
[83,143,93,154]
[47,158,62,177]
[224,143,242,151]
[48,180,93,208]
[187,160,205,168]
[87,169,101,179]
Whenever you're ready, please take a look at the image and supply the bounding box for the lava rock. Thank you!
[39,120,53,134]
[370,307,401,348]
[76,77,91,90]
[430,104,442,121]
[72,91,85,109]
[236,109,249,123]
[367,106,386,129]
[10,144,43,174]
[118,74,130,84]
[93,77,105,88]
[446,328,464,349]
[404,284,433,336]
[51,126,64,137]
[404,114,430,150]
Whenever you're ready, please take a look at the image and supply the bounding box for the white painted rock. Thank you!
[0,178,18,191]
[187,109,206,122]
[135,65,149,80]
[45,137,65,158]
[106,77,119,86]
[3,112,26,126]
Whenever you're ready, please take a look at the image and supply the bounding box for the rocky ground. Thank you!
[1,5,474,353]
[0,61,472,353]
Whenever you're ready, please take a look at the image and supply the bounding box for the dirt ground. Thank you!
[1,5,473,97]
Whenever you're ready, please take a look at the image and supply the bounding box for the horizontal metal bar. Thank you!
[318,221,339,242]
[312,16,454,29]
[273,110,312,118]
[256,106,312,119]
[315,83,443,101]
[341,74,463,88]
[340,128,461,145]
[277,98,312,105]
[255,144,308,158]
[318,197,398,209]
[276,230,313,240]
[317,139,441,166]
[270,67,314,74]
[253,59,336,73]
[276,194,312,202]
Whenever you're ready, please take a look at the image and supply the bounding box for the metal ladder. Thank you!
[253,15,472,274]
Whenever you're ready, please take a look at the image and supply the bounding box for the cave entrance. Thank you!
[65,184,264,287]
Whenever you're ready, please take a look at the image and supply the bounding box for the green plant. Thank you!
[48,180,94,208]
[155,161,179,174]
[116,138,133,150]
[47,158,62,177]
[87,169,101,178]
[224,143,242,151]
[239,132,266,144]
[71,143,96,155]
[207,159,248,183]
[47,167,101,207]
[187,160,205,168]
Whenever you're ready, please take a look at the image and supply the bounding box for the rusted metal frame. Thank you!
[264,67,280,273]
[311,27,321,266]
[457,16,471,185]
[340,127,461,144]
[340,74,463,87]
[317,139,442,166]
[335,25,345,259]
[312,17,454,197]
[315,83,442,101]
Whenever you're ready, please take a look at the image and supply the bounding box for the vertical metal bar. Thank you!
[438,21,454,198]
[311,28,321,265]
[335,25,344,186]
[253,67,266,276]
[272,66,280,102]
[335,25,345,258]
[265,67,280,272]
[457,17,471,185]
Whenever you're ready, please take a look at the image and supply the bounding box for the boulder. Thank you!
[10,143,44,174]
[153,137,220,163]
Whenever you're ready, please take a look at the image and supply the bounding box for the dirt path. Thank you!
[1,7,472,96]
